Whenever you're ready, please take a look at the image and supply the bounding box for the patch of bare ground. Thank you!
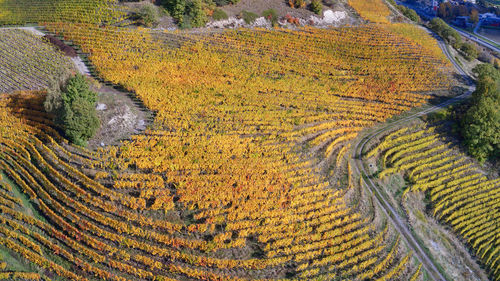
[404,191,489,281]
[219,0,359,24]
[87,83,153,150]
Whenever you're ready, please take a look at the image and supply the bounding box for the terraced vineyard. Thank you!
[0,0,485,280]
[367,124,500,280]
[0,29,74,93]
[348,0,392,23]
[0,0,125,26]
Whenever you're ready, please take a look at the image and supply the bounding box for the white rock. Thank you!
[253,17,270,27]
[323,10,347,24]
[96,103,107,111]
[206,17,245,29]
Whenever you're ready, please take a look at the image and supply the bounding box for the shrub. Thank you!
[162,0,186,23]
[460,42,479,61]
[241,10,258,24]
[310,0,322,15]
[44,75,100,146]
[428,17,462,47]
[212,8,228,20]
[186,0,207,27]
[397,5,419,22]
[262,9,278,26]
[138,2,160,27]
[461,64,500,162]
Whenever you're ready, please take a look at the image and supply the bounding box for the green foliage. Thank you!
[461,64,500,162]
[310,0,323,15]
[429,18,462,47]
[162,0,186,23]
[137,3,160,27]
[241,10,258,24]
[163,0,209,27]
[262,9,278,26]
[396,5,420,22]
[186,0,207,27]
[459,42,478,61]
[44,75,100,146]
[60,97,100,146]
[426,107,452,122]
[212,8,228,20]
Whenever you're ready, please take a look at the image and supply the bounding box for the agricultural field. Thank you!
[365,123,499,280]
[0,0,497,280]
[0,29,74,93]
[0,0,126,26]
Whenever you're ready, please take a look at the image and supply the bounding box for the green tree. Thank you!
[163,0,186,23]
[429,18,462,47]
[60,97,100,146]
[186,0,207,27]
[138,3,160,27]
[461,64,500,162]
[44,75,100,146]
[310,0,322,15]
[460,42,479,61]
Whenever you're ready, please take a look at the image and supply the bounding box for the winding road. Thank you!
[350,32,475,281]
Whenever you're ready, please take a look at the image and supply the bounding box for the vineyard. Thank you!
[0,0,126,26]
[367,123,500,280]
[348,0,392,23]
[0,0,483,280]
[0,29,74,93]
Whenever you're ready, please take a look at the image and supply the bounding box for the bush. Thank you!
[460,64,500,162]
[310,0,322,15]
[138,3,160,27]
[162,0,186,23]
[212,8,228,20]
[429,18,462,47]
[459,42,479,61]
[397,5,420,22]
[262,9,278,26]
[44,75,100,146]
[241,10,258,24]
[186,0,207,27]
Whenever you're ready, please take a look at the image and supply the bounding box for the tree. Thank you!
[461,64,500,162]
[186,0,207,28]
[138,3,160,27]
[44,75,100,146]
[162,0,186,23]
[460,42,479,61]
[60,97,100,146]
[429,18,462,47]
[438,2,453,20]
[470,9,479,24]
[310,0,322,15]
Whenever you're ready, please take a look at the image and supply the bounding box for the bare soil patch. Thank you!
[87,84,152,150]
[219,0,358,25]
